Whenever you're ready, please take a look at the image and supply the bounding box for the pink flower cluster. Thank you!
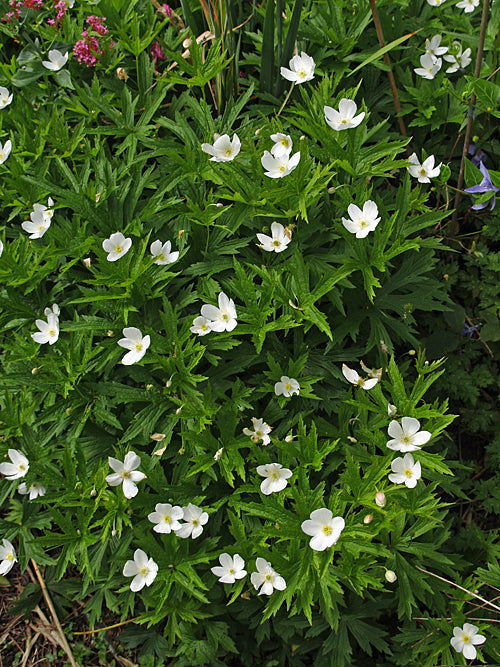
[47,0,68,28]
[2,0,43,23]
[73,15,111,67]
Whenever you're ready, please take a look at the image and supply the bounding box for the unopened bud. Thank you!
[214,447,223,461]
[146,384,154,390]
[83,257,91,268]
[178,447,185,455]
[65,408,72,415]
[175,406,183,415]
[182,37,192,49]
[385,570,397,583]
[90,489,97,497]
[388,404,397,418]
[111,529,117,536]
[327,186,335,194]
[408,349,416,356]
[150,433,166,441]
[254,128,261,135]
[107,330,114,337]
[443,273,449,281]
[285,435,293,443]
[95,192,102,203]
[363,514,373,524]
[166,376,172,388]
[375,492,386,508]
[178,229,184,239]
[31,367,38,375]
[347,436,357,444]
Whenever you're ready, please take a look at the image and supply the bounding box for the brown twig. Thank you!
[30,560,80,667]
[368,0,410,153]
[449,0,490,235]
[415,565,500,612]
[73,616,141,635]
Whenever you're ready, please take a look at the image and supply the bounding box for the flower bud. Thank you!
[214,447,223,461]
[387,404,397,418]
[116,67,128,81]
[150,433,166,441]
[182,37,192,49]
[408,349,416,356]
[375,492,386,508]
[90,489,97,497]
[385,570,397,583]
[107,330,114,337]
[363,514,373,524]
[83,257,91,268]
[111,529,117,536]
[175,406,183,415]
[31,367,38,375]
[284,434,293,442]
[146,384,154,391]
[347,436,357,443]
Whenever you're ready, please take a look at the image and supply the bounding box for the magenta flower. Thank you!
[464,161,499,210]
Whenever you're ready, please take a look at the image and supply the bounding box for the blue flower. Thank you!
[464,161,499,210]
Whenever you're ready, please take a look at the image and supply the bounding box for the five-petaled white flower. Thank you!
[0,87,13,109]
[270,133,293,159]
[280,52,315,84]
[18,482,46,500]
[386,417,432,452]
[342,200,380,238]
[0,140,12,165]
[200,292,238,332]
[148,503,183,534]
[190,315,213,336]
[261,150,300,179]
[106,451,146,499]
[301,508,345,551]
[22,197,54,239]
[118,327,150,365]
[102,232,132,261]
[342,364,378,390]
[150,240,179,265]
[243,417,273,446]
[425,35,448,57]
[211,553,247,583]
[407,153,442,183]
[0,539,17,575]
[414,53,442,80]
[32,309,59,345]
[456,0,479,11]
[123,549,158,592]
[201,133,241,162]
[450,623,486,660]
[324,99,365,131]
[256,463,292,495]
[388,453,422,488]
[256,222,292,253]
[42,49,68,71]
[175,503,209,539]
[444,42,472,73]
[0,450,29,480]
[251,558,286,595]
[274,376,300,397]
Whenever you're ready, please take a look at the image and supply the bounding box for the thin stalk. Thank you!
[449,0,490,236]
[368,0,409,153]
[277,81,295,117]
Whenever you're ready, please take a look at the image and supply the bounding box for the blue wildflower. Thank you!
[464,161,499,210]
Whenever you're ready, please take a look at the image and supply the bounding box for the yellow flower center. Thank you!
[139,566,149,576]
[279,164,286,173]
[6,552,14,561]
[462,633,471,644]
[266,574,272,581]
[419,168,426,176]
[19,464,26,471]
[273,240,280,246]
[285,383,291,391]
[402,435,411,444]
[115,245,122,253]
[404,468,413,478]
[157,253,166,262]
[225,148,233,156]
[163,515,171,523]
[38,224,45,233]
[322,525,332,535]
[192,519,199,526]
[133,342,143,352]
[201,324,208,331]
[298,69,307,78]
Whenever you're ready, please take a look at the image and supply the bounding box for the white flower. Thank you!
[407,153,442,183]
[22,197,54,239]
[456,0,479,11]
[150,240,179,265]
[200,292,237,332]
[270,133,293,159]
[256,463,292,495]
[414,53,442,79]
[444,42,472,73]
[450,623,486,660]
[32,310,59,345]
[105,451,146,499]
[18,482,46,500]
[426,0,446,5]
[211,553,247,583]
[102,232,132,262]
[342,200,380,238]
[386,417,432,452]
[256,222,292,253]
[0,140,12,165]
[388,453,422,488]
[201,133,241,162]
[175,503,208,539]
[0,87,13,109]
[360,360,382,381]
[324,99,365,131]
[425,35,448,57]
[243,417,272,446]
[0,539,17,575]
[301,508,345,551]
[117,327,150,365]
[0,450,29,480]
[148,503,183,534]
[261,150,300,178]
[123,549,158,592]
[280,51,315,84]
[274,376,300,397]
[342,364,378,390]
[251,558,286,595]
[42,49,68,71]
[190,315,213,336]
